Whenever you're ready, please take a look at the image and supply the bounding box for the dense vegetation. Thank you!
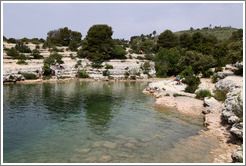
[4,25,243,82]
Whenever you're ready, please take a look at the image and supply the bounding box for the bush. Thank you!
[195,90,212,99]
[215,67,223,73]
[212,75,219,83]
[42,64,52,76]
[103,70,110,76]
[31,49,43,59]
[182,76,201,93]
[137,56,145,60]
[145,54,154,60]
[234,67,243,76]
[6,47,19,58]
[22,73,38,80]
[76,70,89,78]
[140,61,151,74]
[202,69,214,78]
[16,60,28,65]
[124,71,130,78]
[91,59,103,68]
[15,41,31,53]
[180,66,194,78]
[105,64,113,69]
[112,45,127,59]
[213,89,229,102]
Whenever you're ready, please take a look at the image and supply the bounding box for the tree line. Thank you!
[3,25,243,80]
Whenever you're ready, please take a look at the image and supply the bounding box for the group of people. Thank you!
[38,67,58,78]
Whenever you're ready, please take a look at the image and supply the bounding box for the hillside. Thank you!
[174,26,239,41]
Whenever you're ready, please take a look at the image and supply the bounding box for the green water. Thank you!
[3,81,214,163]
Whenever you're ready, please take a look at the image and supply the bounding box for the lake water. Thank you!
[3,81,217,163]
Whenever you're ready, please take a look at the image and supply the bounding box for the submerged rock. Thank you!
[98,155,112,162]
[77,148,91,154]
[84,157,97,163]
[124,143,136,149]
[103,141,117,149]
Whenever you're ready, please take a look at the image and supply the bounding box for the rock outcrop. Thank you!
[3,74,25,82]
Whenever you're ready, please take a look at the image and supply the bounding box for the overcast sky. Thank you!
[3,2,244,40]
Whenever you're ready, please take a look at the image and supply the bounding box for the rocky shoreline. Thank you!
[143,67,243,163]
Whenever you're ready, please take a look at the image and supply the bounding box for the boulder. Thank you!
[231,146,243,163]
[215,76,243,90]
[216,72,234,79]
[203,97,221,108]
[230,122,243,141]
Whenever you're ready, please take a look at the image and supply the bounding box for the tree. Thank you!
[82,24,115,60]
[154,47,181,77]
[45,27,82,49]
[157,30,178,49]
[178,50,216,74]
[152,30,157,37]
[230,29,243,41]
[179,33,192,48]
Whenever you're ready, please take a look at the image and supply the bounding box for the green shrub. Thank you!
[31,49,43,59]
[130,75,136,80]
[91,60,103,68]
[234,67,243,76]
[6,47,19,58]
[103,70,110,76]
[165,93,170,96]
[16,60,28,65]
[173,93,187,97]
[22,73,38,80]
[202,69,214,78]
[124,71,130,78]
[137,56,145,60]
[212,75,219,83]
[182,76,201,93]
[42,64,52,76]
[180,66,194,78]
[215,66,223,73]
[76,70,89,78]
[15,41,31,53]
[195,90,212,99]
[145,54,154,60]
[105,64,113,69]
[140,61,151,74]
[213,89,229,102]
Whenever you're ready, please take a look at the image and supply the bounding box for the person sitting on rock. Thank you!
[174,75,182,85]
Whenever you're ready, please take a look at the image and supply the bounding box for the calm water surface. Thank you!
[3,81,216,163]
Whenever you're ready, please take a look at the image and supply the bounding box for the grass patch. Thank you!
[195,89,212,99]
[213,89,229,102]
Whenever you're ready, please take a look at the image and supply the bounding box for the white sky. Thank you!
[2,2,244,40]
